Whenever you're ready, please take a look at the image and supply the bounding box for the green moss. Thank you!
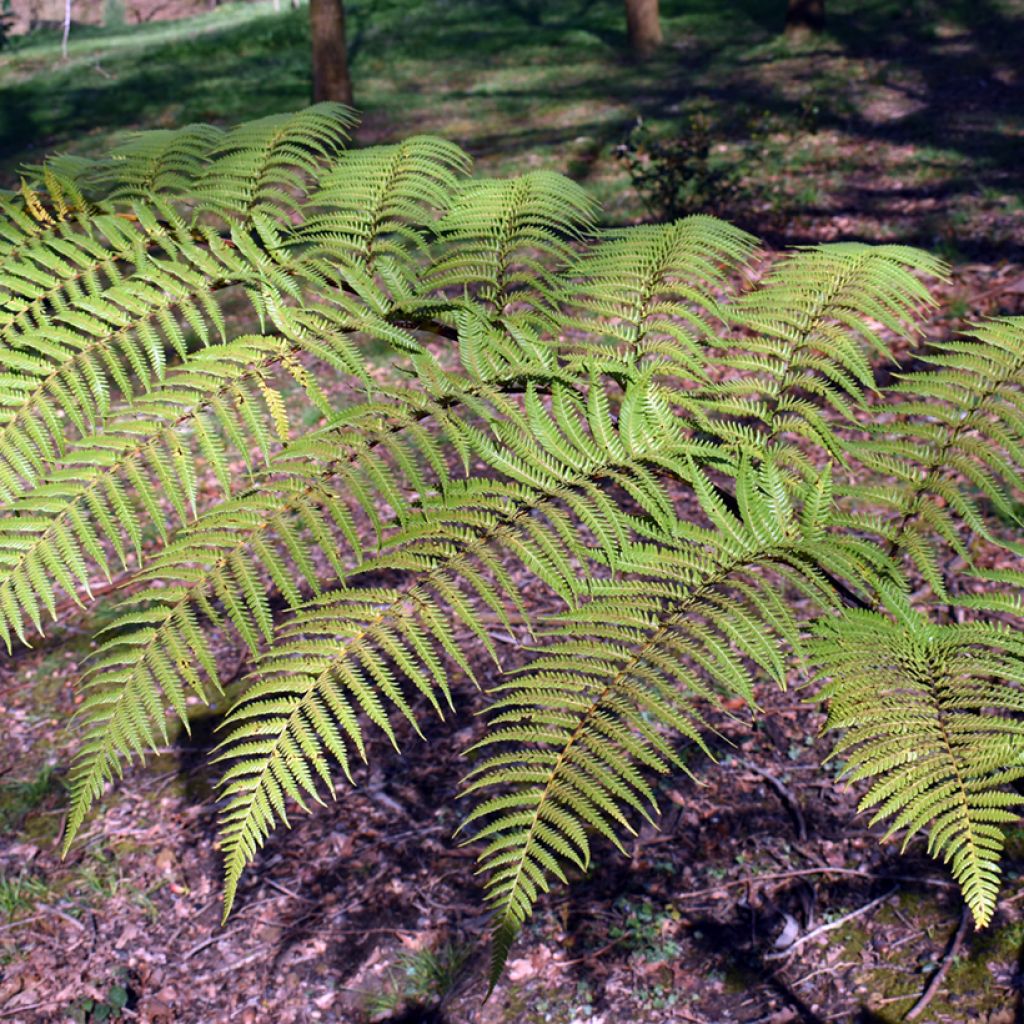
[723,964,759,994]
[0,764,61,832]
[832,921,871,958]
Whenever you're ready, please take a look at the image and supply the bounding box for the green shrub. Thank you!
[2,105,1023,987]
[616,111,747,219]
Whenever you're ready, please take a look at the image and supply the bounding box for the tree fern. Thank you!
[3,107,1023,990]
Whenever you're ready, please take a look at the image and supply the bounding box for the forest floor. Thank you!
[2,1,1024,1022]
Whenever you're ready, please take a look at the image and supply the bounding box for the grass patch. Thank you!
[2,0,1022,255]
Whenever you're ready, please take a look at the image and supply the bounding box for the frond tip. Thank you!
[812,606,1024,927]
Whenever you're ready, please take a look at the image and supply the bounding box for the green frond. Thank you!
[212,374,690,909]
[95,123,225,201]
[59,470,369,851]
[196,104,357,223]
[460,461,876,983]
[4,112,1020,993]
[700,243,946,457]
[812,606,1024,927]
[301,135,470,281]
[846,318,1024,579]
[60,390,469,850]
[0,332,358,647]
[564,216,757,375]
[423,171,598,317]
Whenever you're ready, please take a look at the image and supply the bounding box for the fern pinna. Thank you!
[2,104,1023,984]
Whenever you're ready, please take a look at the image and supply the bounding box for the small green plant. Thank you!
[0,764,59,830]
[0,872,48,918]
[66,969,131,1023]
[616,110,746,219]
[364,942,472,1016]
[609,897,682,962]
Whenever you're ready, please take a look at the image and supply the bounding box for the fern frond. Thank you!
[565,216,757,375]
[701,244,946,459]
[300,135,470,283]
[60,386,473,850]
[212,374,712,912]
[196,104,357,223]
[8,111,1021,994]
[0,334,337,646]
[461,461,864,986]
[97,123,225,201]
[846,318,1024,589]
[423,171,597,317]
[812,605,1024,926]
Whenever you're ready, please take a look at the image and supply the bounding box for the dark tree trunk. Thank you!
[785,0,825,37]
[310,0,353,106]
[625,0,662,59]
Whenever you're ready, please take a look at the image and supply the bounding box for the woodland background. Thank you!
[1,1,1024,1022]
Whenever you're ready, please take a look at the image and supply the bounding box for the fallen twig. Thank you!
[674,866,955,900]
[905,905,970,1021]
[40,903,85,932]
[765,887,898,960]
[183,925,244,961]
[735,758,808,841]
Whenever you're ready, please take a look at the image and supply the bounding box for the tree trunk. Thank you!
[310,0,353,106]
[61,0,71,60]
[785,0,825,38]
[625,0,662,59]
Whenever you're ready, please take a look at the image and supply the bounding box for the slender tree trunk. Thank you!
[785,0,825,38]
[310,0,353,106]
[61,0,71,60]
[625,0,662,59]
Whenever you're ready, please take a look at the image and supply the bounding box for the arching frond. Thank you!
[3,113,1019,993]
[196,104,357,223]
[212,374,708,911]
[701,244,947,460]
[460,461,885,986]
[423,171,598,317]
[300,135,471,282]
[564,216,757,376]
[845,317,1024,596]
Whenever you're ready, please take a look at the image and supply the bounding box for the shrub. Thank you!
[2,105,1023,986]
[616,109,747,220]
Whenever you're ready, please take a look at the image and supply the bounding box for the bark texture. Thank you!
[310,0,353,106]
[625,0,662,59]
